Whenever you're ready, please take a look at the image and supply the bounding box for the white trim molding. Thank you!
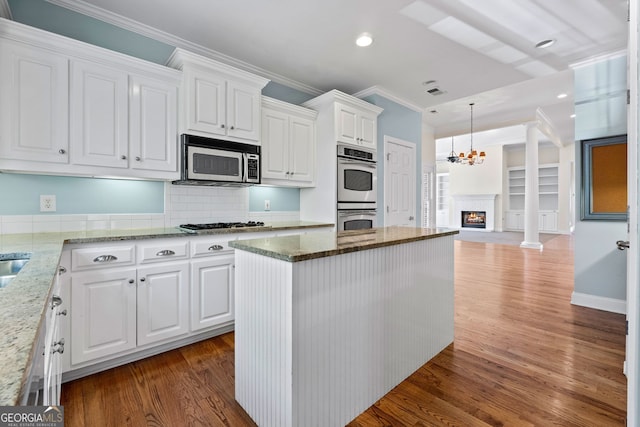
[0,0,12,20]
[571,291,627,314]
[45,0,322,96]
[352,85,424,113]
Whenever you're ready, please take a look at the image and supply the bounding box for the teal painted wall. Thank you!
[8,0,175,65]
[6,0,311,214]
[248,187,300,212]
[362,95,423,225]
[0,174,164,215]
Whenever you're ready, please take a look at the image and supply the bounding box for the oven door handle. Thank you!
[338,211,377,217]
[338,159,377,168]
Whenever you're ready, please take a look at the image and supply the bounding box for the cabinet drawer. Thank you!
[71,246,135,271]
[191,238,234,257]
[138,241,189,263]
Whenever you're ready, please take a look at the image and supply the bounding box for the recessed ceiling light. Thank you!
[557,93,568,99]
[356,33,374,47]
[535,39,556,49]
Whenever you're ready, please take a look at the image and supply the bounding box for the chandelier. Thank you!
[458,103,486,165]
[446,137,460,163]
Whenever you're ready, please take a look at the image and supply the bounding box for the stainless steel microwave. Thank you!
[173,134,260,186]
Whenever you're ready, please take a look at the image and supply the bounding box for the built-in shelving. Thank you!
[506,164,559,232]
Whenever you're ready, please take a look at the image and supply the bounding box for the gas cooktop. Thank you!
[178,221,265,231]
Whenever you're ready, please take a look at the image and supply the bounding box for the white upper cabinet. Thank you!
[70,59,129,169]
[167,48,269,144]
[0,39,69,163]
[261,97,317,187]
[129,74,178,173]
[335,101,377,150]
[0,20,180,180]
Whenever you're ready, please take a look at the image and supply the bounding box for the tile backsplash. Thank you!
[0,183,300,235]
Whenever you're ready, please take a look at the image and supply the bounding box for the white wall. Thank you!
[448,145,504,229]
[573,54,628,308]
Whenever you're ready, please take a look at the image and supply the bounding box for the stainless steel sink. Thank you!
[0,254,31,288]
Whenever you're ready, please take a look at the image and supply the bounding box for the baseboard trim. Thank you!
[571,291,627,314]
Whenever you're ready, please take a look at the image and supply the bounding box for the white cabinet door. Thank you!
[70,267,137,365]
[227,80,261,141]
[358,110,377,150]
[185,67,226,137]
[539,212,558,232]
[505,211,524,230]
[70,60,129,168]
[261,108,289,180]
[289,115,315,184]
[190,256,235,331]
[129,74,178,174]
[335,103,358,146]
[137,262,189,346]
[0,40,69,163]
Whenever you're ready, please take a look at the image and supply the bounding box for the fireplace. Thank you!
[461,210,487,229]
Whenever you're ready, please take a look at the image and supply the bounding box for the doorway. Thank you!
[384,136,416,227]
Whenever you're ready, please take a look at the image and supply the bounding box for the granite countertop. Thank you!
[229,226,459,262]
[0,221,332,406]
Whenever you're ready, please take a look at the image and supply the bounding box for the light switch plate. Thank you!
[264,200,271,211]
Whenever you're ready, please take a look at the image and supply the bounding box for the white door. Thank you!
[70,268,137,365]
[129,74,178,174]
[384,136,416,226]
[0,40,69,164]
[289,115,315,184]
[627,2,639,422]
[190,256,235,331]
[70,59,128,168]
[137,262,189,346]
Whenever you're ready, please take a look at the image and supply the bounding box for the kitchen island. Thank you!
[229,226,458,427]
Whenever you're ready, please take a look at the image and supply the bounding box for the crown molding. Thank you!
[570,49,627,69]
[0,0,12,20]
[352,85,424,113]
[45,0,322,96]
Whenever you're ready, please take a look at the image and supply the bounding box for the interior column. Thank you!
[521,123,542,250]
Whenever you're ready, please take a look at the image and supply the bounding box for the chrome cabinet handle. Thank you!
[58,266,67,274]
[156,249,176,256]
[617,240,630,250]
[58,149,66,154]
[57,309,67,316]
[51,295,62,308]
[93,255,118,263]
[208,245,224,251]
[54,338,65,346]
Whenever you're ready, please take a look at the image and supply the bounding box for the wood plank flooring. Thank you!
[61,235,627,426]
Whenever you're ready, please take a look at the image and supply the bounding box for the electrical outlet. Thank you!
[264,199,271,211]
[40,195,56,212]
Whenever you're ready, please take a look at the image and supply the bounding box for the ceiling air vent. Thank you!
[425,87,447,96]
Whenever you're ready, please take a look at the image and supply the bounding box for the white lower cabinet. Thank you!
[70,267,137,365]
[539,211,558,232]
[190,255,235,331]
[505,210,558,232]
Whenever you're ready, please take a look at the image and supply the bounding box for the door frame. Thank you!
[383,135,417,227]
[627,0,638,423]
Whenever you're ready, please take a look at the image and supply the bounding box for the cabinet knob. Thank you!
[135,156,141,161]
[220,124,225,129]
[52,344,64,354]
[128,279,135,284]
[58,149,66,155]
[285,171,290,175]
[140,277,146,282]
[121,155,127,160]
[58,266,67,275]
[57,309,67,316]
[51,295,63,308]
[230,126,235,130]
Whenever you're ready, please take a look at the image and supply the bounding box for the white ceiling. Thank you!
[48,0,628,153]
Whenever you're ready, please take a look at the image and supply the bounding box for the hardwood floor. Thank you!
[61,235,627,426]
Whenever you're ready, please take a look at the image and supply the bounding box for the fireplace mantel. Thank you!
[452,194,497,231]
